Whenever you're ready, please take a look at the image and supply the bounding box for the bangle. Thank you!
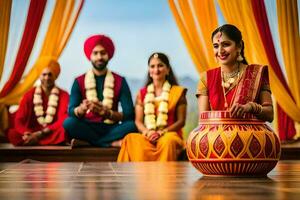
[262,102,273,107]
[249,102,263,115]
[257,104,263,115]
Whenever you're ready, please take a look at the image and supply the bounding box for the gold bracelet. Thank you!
[250,102,263,115]
[262,102,273,107]
[257,104,263,115]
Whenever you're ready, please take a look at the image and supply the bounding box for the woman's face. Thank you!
[212,32,241,66]
[148,57,170,82]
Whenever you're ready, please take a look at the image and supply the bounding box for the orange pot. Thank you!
[187,111,281,176]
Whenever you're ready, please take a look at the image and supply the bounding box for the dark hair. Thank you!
[211,24,248,65]
[144,52,179,86]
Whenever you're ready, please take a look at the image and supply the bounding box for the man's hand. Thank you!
[76,99,90,116]
[88,100,110,117]
[23,131,42,146]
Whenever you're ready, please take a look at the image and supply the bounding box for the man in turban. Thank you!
[7,58,69,146]
[63,34,136,147]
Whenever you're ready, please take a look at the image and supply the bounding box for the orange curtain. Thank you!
[217,0,300,123]
[0,0,12,81]
[168,0,218,73]
[277,0,300,138]
[0,0,84,105]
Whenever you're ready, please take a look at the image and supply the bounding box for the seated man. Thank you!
[7,58,69,146]
[63,34,136,147]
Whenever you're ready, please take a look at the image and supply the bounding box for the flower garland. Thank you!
[144,81,171,130]
[33,86,59,126]
[84,69,114,124]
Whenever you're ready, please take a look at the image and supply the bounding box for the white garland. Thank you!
[33,86,59,126]
[144,81,171,130]
[84,69,114,124]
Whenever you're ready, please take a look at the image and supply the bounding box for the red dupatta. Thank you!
[207,64,268,110]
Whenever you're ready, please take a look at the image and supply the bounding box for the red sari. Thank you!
[206,64,270,110]
[7,87,69,146]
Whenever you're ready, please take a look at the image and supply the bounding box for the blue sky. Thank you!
[1,0,287,92]
[57,0,198,90]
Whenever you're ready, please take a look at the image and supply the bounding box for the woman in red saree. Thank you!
[197,24,273,122]
[118,53,187,161]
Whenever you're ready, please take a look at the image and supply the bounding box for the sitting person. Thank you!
[7,58,69,146]
[197,24,273,121]
[63,34,136,147]
[118,52,187,161]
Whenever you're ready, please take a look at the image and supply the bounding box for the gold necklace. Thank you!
[221,63,240,89]
[221,64,244,109]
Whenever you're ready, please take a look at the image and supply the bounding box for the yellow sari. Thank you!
[118,86,186,161]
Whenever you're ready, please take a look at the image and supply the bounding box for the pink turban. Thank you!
[84,35,115,60]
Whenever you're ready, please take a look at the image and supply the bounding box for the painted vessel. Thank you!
[186,111,281,176]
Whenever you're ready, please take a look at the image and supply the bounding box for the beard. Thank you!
[92,60,108,71]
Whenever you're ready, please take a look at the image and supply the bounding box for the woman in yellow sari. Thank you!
[118,52,187,161]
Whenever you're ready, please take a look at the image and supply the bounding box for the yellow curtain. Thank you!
[168,0,218,73]
[217,0,300,123]
[277,0,300,138]
[0,0,12,81]
[0,0,84,105]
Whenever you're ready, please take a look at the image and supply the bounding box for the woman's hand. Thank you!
[148,132,160,144]
[143,130,160,144]
[230,102,252,118]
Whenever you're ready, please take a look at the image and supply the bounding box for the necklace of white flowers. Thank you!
[144,81,171,131]
[84,69,114,124]
[33,86,59,127]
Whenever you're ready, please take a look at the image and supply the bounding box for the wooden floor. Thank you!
[1,141,300,162]
[0,160,300,200]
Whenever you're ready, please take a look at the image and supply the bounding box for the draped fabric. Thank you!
[0,0,12,81]
[216,0,300,132]
[168,0,218,73]
[251,0,296,140]
[0,0,47,98]
[168,0,300,141]
[277,0,300,138]
[0,0,84,105]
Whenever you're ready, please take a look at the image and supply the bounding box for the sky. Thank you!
[1,0,201,91]
[58,0,199,90]
[1,0,288,93]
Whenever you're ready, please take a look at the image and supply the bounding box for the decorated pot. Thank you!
[187,111,281,176]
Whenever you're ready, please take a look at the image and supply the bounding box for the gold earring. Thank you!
[237,52,243,62]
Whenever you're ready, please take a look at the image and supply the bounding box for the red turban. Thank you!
[84,35,115,60]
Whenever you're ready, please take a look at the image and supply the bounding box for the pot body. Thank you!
[187,111,281,176]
